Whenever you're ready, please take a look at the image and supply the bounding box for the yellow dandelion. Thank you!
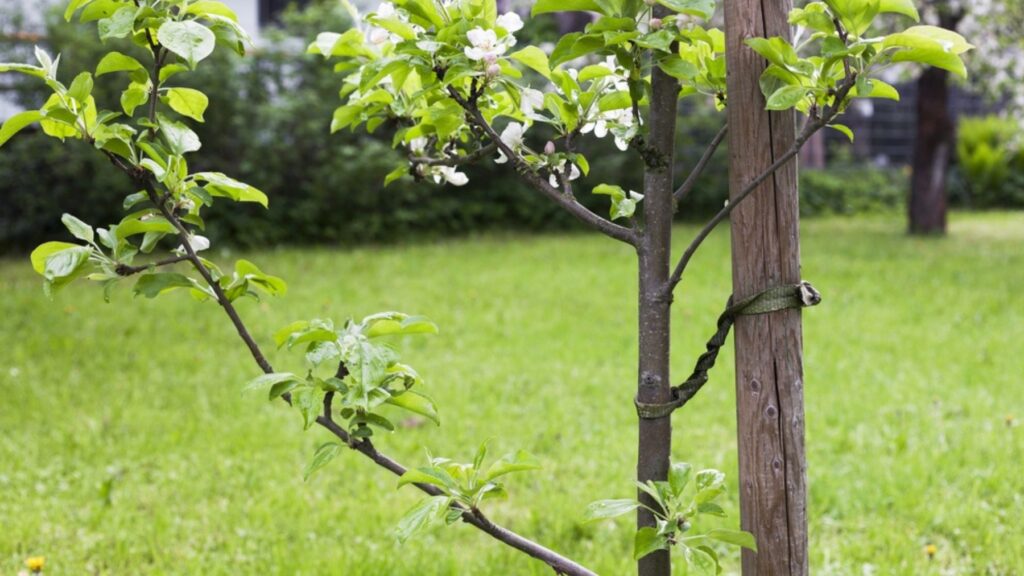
[25,556,45,572]
[925,544,938,558]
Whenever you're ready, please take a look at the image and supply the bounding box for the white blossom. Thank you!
[173,234,210,256]
[548,161,581,188]
[465,27,515,61]
[432,166,469,186]
[495,122,526,164]
[496,12,524,33]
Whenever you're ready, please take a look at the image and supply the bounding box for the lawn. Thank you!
[1,213,1022,575]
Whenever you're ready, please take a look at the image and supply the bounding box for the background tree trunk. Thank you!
[724,1,809,574]
[909,66,952,234]
[636,5,678,576]
[908,9,962,235]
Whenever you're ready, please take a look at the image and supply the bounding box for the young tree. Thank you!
[1,0,968,574]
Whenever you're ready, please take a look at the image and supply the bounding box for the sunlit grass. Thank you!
[1,212,1022,575]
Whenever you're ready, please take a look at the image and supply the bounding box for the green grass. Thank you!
[2,213,1023,575]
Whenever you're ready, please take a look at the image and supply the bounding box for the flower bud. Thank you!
[650,17,663,30]
[486,63,501,77]
[484,54,498,65]
[544,141,556,155]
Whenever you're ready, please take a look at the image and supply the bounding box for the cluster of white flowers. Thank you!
[580,57,640,151]
[465,12,524,76]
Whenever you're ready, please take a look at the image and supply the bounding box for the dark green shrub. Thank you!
[952,115,1024,209]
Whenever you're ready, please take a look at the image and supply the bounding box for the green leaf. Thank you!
[583,499,640,521]
[243,371,299,392]
[483,450,541,482]
[96,51,144,76]
[43,246,91,282]
[878,0,919,21]
[395,496,449,544]
[157,20,216,68]
[0,110,43,148]
[397,467,454,491]
[61,213,94,243]
[532,0,603,16]
[64,0,95,21]
[881,26,973,77]
[133,273,194,298]
[158,115,201,155]
[684,545,718,576]
[98,6,136,40]
[192,172,268,207]
[164,87,209,122]
[304,442,342,481]
[510,46,551,79]
[658,0,716,18]
[668,462,692,496]
[121,84,149,116]
[386,390,440,425]
[705,528,758,551]
[765,85,808,110]
[829,123,855,142]
[30,242,79,275]
[634,526,670,560]
[184,1,240,22]
[363,312,439,338]
[67,72,94,103]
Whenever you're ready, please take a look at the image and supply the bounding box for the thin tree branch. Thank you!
[114,255,189,276]
[447,88,637,246]
[665,76,856,295]
[673,123,728,203]
[410,142,498,167]
[109,171,597,576]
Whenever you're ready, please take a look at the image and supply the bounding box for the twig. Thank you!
[410,142,498,167]
[673,123,728,203]
[446,88,636,246]
[114,255,189,276]
[665,76,856,295]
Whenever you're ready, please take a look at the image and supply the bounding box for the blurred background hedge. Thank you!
[10,1,1020,252]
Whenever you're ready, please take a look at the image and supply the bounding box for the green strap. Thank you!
[635,281,822,420]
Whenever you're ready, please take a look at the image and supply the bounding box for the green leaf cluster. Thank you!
[394,442,541,543]
[585,462,755,572]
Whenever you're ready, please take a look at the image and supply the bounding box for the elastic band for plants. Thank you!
[635,281,822,420]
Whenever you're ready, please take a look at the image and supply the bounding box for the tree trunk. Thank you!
[908,66,952,234]
[908,10,962,235]
[636,6,678,576]
[725,1,809,575]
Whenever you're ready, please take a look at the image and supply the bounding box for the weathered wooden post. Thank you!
[724,1,809,574]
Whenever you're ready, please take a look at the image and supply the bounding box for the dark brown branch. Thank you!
[673,123,728,203]
[446,88,636,246]
[410,142,498,167]
[115,255,189,276]
[665,76,856,295]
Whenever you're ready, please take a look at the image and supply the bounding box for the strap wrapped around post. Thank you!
[635,281,822,420]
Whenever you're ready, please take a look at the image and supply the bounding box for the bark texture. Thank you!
[909,66,952,235]
[724,1,809,574]
[636,5,678,575]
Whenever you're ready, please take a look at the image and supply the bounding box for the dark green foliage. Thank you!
[951,115,1024,209]
[799,163,907,217]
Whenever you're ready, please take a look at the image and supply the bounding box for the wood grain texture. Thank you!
[724,0,809,574]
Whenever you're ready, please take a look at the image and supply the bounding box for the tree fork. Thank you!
[725,0,809,574]
[636,5,679,575]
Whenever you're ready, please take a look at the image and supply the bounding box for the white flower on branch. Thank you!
[432,166,469,187]
[495,122,527,164]
[548,161,581,188]
[496,12,524,33]
[520,87,546,122]
[465,27,515,61]
[173,234,210,256]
